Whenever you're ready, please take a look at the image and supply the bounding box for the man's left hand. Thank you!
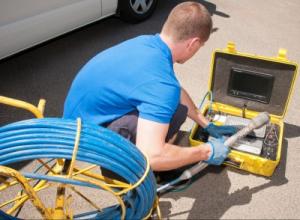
[204,122,237,138]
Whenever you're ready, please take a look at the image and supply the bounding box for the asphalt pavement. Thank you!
[0,0,300,219]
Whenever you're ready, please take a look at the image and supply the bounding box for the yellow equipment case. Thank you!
[189,42,298,177]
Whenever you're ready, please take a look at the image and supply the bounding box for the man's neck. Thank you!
[159,33,183,64]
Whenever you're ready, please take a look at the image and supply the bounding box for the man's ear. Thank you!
[187,37,201,51]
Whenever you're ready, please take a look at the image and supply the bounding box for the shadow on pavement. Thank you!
[284,122,300,139]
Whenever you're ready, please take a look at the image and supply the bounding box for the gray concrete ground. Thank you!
[0,0,300,219]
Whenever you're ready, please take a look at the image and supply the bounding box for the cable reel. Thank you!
[0,118,157,219]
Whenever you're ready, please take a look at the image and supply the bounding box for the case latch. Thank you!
[224,156,244,168]
[277,48,287,61]
[226,41,237,53]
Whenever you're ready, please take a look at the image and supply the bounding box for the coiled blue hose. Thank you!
[0,118,156,219]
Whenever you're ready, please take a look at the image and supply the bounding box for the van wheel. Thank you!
[118,0,158,23]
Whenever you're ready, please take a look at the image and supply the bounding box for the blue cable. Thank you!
[0,118,156,220]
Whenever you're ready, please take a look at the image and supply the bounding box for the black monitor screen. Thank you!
[228,68,274,104]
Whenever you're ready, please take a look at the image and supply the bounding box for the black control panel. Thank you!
[261,124,279,160]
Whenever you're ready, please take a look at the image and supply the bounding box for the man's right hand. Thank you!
[205,138,229,165]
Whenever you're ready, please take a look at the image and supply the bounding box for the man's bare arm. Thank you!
[136,117,211,171]
[180,87,209,128]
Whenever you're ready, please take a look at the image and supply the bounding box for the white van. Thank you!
[0,0,157,60]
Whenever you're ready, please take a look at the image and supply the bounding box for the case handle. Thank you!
[226,41,237,53]
[277,48,287,61]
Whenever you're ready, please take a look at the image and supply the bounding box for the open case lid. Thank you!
[209,42,298,119]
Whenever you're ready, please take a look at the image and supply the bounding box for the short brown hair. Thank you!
[162,2,212,42]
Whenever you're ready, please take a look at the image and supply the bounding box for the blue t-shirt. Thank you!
[63,34,180,125]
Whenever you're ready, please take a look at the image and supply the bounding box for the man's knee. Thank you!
[104,104,188,143]
[175,104,188,124]
[166,104,188,141]
[104,110,138,143]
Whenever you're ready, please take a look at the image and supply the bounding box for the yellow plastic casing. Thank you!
[189,42,298,177]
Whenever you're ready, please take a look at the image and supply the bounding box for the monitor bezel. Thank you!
[227,67,274,104]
